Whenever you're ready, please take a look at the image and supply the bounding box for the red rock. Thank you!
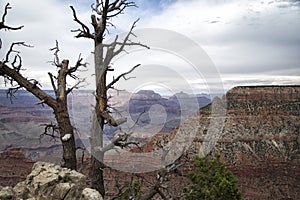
[0,148,34,187]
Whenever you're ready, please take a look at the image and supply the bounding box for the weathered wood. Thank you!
[0,62,57,109]
[71,0,149,196]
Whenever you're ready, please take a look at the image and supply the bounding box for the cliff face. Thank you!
[0,148,34,187]
[131,86,300,199]
[191,86,299,199]
[211,86,300,199]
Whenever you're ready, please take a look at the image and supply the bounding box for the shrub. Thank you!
[185,153,242,200]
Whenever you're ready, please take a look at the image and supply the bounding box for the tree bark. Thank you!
[54,102,77,170]
[90,43,107,196]
[54,60,77,170]
[90,150,105,196]
[0,61,57,108]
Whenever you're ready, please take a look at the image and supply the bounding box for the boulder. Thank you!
[80,188,103,200]
[0,186,14,199]
[1,161,102,200]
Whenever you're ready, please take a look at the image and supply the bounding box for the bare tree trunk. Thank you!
[54,98,77,170]
[54,59,77,170]
[90,43,107,197]
[90,108,106,196]
[70,1,149,196]
[90,150,105,196]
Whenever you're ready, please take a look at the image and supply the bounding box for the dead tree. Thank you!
[0,4,85,170]
[71,0,149,196]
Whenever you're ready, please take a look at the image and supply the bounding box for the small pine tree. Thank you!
[185,153,242,200]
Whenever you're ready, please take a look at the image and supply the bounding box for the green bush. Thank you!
[185,153,242,200]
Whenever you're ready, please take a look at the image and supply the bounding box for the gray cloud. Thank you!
[136,0,300,91]
[0,0,299,93]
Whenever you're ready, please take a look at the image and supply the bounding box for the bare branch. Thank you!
[115,140,140,150]
[66,78,86,95]
[98,109,145,153]
[129,110,145,130]
[6,86,22,104]
[48,72,57,92]
[99,131,135,153]
[70,6,94,39]
[141,148,187,200]
[0,3,24,31]
[67,55,88,78]
[107,0,137,18]
[112,19,150,57]
[0,61,57,109]
[0,41,32,94]
[100,110,119,126]
[49,40,60,66]
[40,122,60,142]
[35,99,46,106]
[91,0,104,15]
[11,54,22,72]
[106,64,140,90]
[4,42,32,64]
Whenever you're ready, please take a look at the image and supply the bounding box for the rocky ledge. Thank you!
[0,162,102,200]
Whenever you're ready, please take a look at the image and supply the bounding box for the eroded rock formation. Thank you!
[105,86,300,199]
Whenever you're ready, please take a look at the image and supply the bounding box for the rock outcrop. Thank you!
[0,162,102,200]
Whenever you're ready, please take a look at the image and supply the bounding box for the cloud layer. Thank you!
[0,0,299,93]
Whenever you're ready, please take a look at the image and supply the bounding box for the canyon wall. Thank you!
[210,86,299,199]
[111,86,300,199]
[0,86,299,199]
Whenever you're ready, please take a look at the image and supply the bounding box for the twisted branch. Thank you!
[106,64,140,90]
[70,6,94,39]
[49,40,60,67]
[112,19,150,58]
[40,122,60,142]
[3,42,32,64]
[0,3,24,31]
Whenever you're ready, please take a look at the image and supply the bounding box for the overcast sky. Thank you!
[0,0,299,94]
